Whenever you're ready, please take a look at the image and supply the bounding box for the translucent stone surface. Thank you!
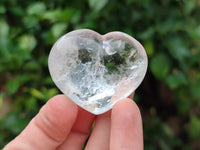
[48,29,148,114]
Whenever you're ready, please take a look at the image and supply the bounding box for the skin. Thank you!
[3,94,143,150]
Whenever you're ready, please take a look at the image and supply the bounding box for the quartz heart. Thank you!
[48,29,147,114]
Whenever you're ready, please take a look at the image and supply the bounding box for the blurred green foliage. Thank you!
[0,0,200,149]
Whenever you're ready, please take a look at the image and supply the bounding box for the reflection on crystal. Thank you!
[48,29,148,114]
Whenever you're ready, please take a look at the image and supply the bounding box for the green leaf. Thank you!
[0,5,6,14]
[176,88,192,113]
[167,37,191,62]
[138,27,154,40]
[61,8,75,22]
[41,9,62,23]
[6,76,21,95]
[23,61,39,71]
[188,25,200,40]
[166,71,188,89]
[5,74,29,95]
[189,116,200,140]
[41,8,74,23]
[89,0,108,12]
[25,97,37,112]
[158,139,171,150]
[162,123,174,137]
[0,113,28,134]
[45,22,67,44]
[190,80,200,100]
[27,2,46,16]
[150,53,171,79]
[51,22,67,39]
[144,40,154,57]
[22,16,39,29]
[45,88,59,100]
[30,88,45,100]
[18,35,37,52]
[10,6,24,17]
[184,0,196,15]
[75,22,95,29]
[0,20,9,37]
[0,94,3,108]
[44,76,54,85]
[156,18,177,34]
[70,10,81,24]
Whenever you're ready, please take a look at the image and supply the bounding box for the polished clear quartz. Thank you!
[48,29,148,114]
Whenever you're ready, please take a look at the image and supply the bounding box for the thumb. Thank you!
[4,95,78,150]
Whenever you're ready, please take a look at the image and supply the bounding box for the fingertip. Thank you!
[113,98,141,117]
[111,98,143,150]
[113,98,142,129]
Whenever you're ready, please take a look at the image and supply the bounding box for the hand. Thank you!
[3,94,143,150]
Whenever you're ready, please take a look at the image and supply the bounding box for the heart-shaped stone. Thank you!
[48,29,147,114]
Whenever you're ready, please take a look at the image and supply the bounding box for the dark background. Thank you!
[0,0,200,149]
